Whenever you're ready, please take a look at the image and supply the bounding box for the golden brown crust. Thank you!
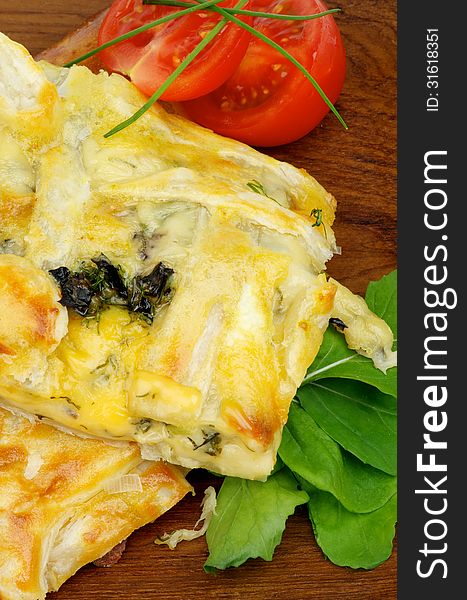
[0,255,67,362]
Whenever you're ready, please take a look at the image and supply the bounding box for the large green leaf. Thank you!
[365,270,397,344]
[300,477,397,570]
[205,468,308,572]
[299,379,397,475]
[302,326,397,396]
[279,403,396,513]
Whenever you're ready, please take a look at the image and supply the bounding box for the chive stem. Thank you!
[64,0,226,67]
[104,0,249,137]
[143,0,341,21]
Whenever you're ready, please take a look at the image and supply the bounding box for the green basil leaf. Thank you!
[365,270,397,345]
[309,489,397,569]
[302,326,397,397]
[205,468,308,572]
[279,403,396,513]
[299,379,397,475]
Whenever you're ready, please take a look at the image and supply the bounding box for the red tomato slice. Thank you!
[179,0,346,146]
[98,0,252,101]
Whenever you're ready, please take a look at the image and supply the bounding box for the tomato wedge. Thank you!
[98,0,253,101]
[179,0,346,146]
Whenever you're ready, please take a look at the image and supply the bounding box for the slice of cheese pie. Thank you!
[0,407,191,600]
[0,32,395,480]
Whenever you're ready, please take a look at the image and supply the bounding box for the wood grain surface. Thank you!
[0,1,397,598]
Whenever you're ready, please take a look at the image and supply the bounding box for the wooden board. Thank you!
[0,1,397,598]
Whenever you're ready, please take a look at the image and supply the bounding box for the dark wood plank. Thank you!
[0,1,397,598]
[0,0,109,56]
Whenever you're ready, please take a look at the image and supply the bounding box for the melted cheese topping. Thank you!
[329,278,397,372]
[0,33,395,480]
[0,129,34,250]
[0,255,68,385]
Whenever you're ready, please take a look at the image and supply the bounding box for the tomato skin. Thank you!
[98,0,253,101]
[179,0,346,146]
